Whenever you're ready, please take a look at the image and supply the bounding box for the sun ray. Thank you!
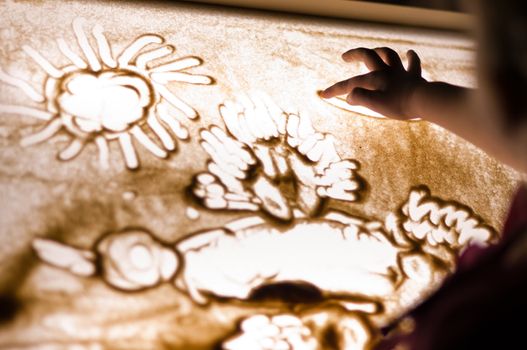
[57,38,88,69]
[2,19,214,170]
[0,104,53,120]
[156,104,189,140]
[118,34,163,67]
[22,45,63,79]
[130,125,168,158]
[147,113,176,150]
[154,83,198,119]
[95,135,110,169]
[92,24,117,68]
[118,133,139,169]
[0,67,45,102]
[151,72,213,85]
[20,118,62,146]
[72,18,101,72]
[150,56,202,73]
[135,45,174,70]
[58,139,85,160]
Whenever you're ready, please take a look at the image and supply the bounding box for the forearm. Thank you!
[408,82,479,138]
[407,81,527,173]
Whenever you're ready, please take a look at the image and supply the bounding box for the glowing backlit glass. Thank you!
[0,1,521,349]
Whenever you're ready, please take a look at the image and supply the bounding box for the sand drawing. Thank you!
[191,93,363,221]
[0,18,214,169]
[222,314,320,350]
[33,186,494,297]
[31,95,496,349]
[217,187,496,349]
[222,310,374,350]
[32,186,495,348]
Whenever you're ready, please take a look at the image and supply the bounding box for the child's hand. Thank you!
[320,47,426,120]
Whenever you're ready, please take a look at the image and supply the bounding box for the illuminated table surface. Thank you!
[0,1,521,349]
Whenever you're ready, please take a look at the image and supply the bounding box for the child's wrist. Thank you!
[404,79,429,119]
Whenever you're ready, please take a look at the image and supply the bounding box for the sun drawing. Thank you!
[0,18,214,169]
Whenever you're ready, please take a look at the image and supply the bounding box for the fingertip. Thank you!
[342,51,356,62]
[345,92,356,105]
[341,47,358,61]
[319,88,335,99]
[406,49,421,75]
[406,49,418,59]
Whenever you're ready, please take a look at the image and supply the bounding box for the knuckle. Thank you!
[358,47,374,56]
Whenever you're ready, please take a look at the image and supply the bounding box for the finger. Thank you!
[406,50,422,76]
[346,88,385,112]
[342,47,387,71]
[320,72,384,99]
[374,47,403,69]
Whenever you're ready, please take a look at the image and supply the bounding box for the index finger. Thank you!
[342,47,387,71]
[319,71,382,99]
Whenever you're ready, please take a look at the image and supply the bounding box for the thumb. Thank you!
[346,87,384,110]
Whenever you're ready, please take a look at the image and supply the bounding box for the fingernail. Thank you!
[317,89,327,98]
